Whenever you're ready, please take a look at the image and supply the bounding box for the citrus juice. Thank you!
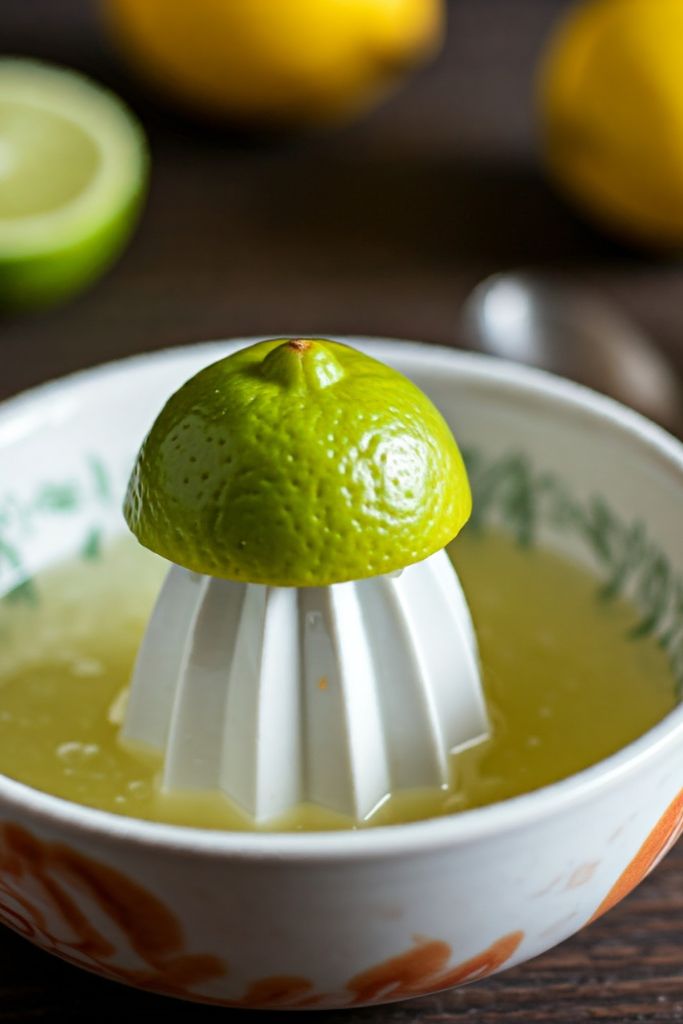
[0,529,675,831]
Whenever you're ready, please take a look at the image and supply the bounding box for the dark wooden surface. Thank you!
[3,2,683,1020]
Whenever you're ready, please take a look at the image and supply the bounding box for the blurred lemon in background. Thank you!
[0,59,147,309]
[539,0,683,249]
[106,0,444,127]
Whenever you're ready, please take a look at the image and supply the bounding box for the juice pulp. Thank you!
[0,530,675,830]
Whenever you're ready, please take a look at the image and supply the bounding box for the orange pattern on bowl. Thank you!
[347,930,525,1005]
[0,818,524,1007]
[0,822,224,998]
[590,787,683,922]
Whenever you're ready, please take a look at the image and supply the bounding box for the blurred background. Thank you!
[4,3,683,1020]
[3,0,683,412]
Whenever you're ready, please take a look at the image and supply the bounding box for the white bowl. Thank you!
[0,338,682,1009]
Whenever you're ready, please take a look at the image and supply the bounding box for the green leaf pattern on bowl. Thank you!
[1,447,682,697]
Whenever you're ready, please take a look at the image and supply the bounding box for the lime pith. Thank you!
[124,338,471,586]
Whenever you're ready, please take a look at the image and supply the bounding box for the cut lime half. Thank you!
[0,58,148,308]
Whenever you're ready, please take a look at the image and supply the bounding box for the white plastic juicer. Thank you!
[122,551,487,822]
[120,338,490,824]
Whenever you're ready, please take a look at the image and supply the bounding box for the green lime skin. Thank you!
[0,186,146,309]
[124,338,471,586]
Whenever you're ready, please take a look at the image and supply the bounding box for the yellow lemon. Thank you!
[539,0,683,248]
[106,0,444,127]
[124,338,471,586]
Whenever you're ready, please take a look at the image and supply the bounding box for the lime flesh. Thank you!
[0,59,147,308]
[125,338,472,587]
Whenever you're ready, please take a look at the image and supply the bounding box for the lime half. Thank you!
[125,338,472,587]
[0,59,148,308]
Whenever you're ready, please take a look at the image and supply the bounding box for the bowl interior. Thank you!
[1,337,683,849]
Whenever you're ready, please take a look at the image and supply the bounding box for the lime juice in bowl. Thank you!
[0,338,682,1007]
[0,520,673,831]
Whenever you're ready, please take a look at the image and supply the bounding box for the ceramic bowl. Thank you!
[0,338,682,1009]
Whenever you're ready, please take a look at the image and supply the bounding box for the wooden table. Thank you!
[2,2,683,1020]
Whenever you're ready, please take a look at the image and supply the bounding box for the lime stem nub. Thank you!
[288,338,313,353]
[261,338,345,391]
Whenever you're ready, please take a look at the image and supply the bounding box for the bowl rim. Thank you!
[2,335,683,862]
